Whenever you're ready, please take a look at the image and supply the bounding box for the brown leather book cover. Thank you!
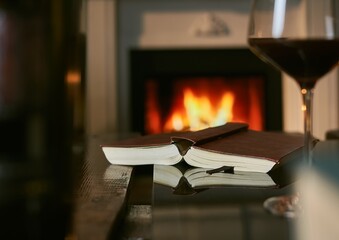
[171,122,248,145]
[102,122,248,148]
[101,122,304,173]
[194,130,304,165]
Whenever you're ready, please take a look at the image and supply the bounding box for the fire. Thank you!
[164,88,235,132]
[144,76,265,134]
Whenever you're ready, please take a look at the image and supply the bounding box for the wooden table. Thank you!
[71,138,339,240]
[3,134,338,239]
[71,135,293,240]
[68,133,153,240]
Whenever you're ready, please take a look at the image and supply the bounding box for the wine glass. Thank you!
[247,0,339,217]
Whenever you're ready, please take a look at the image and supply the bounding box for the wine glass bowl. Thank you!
[247,0,339,217]
[248,38,339,89]
[248,0,339,164]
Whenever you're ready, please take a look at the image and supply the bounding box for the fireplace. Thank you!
[130,48,282,134]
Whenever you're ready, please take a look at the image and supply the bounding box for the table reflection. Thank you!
[152,140,339,240]
[152,164,296,240]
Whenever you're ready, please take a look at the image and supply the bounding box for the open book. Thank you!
[101,122,304,173]
[154,164,284,195]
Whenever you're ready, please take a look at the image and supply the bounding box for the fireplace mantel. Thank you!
[86,0,339,139]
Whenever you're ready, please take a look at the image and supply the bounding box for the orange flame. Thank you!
[164,88,235,132]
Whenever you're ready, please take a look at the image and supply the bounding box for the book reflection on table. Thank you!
[154,163,289,195]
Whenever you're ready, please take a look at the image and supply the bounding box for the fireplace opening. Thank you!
[130,48,282,134]
[145,76,265,134]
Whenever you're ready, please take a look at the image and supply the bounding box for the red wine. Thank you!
[248,38,339,88]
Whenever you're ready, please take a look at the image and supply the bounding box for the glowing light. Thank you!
[66,70,81,85]
[164,88,235,132]
[302,104,307,112]
[171,112,185,131]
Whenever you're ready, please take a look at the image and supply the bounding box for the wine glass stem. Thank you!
[301,87,314,166]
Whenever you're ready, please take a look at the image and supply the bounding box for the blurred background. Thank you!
[86,0,338,140]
